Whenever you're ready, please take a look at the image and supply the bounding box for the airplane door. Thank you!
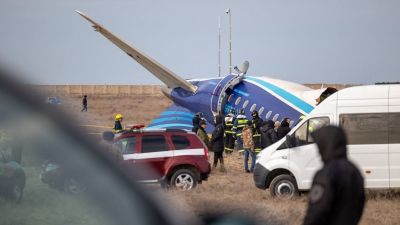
[289,117,330,189]
[210,75,244,114]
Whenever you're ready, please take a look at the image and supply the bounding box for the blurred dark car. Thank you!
[45,96,62,105]
[0,160,25,202]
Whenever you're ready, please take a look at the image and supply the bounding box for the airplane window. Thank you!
[272,114,280,121]
[242,100,249,109]
[250,104,257,112]
[227,94,233,103]
[266,111,272,119]
[258,107,265,115]
[235,97,241,106]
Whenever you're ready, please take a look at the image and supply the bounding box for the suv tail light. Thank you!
[204,146,209,160]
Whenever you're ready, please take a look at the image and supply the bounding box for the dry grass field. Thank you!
[59,92,400,225]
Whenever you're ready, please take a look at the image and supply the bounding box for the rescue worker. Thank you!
[211,115,225,172]
[303,126,365,225]
[260,120,278,148]
[233,109,248,153]
[251,110,263,154]
[192,112,203,133]
[223,109,236,154]
[114,114,124,133]
[242,121,255,173]
[197,120,211,149]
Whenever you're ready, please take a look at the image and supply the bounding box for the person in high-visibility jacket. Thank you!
[233,109,248,153]
[114,114,124,133]
[251,110,263,154]
[223,109,236,154]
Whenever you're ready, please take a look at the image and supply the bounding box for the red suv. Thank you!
[113,128,211,190]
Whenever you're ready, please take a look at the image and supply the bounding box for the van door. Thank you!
[288,116,331,190]
[339,113,389,188]
[389,86,400,188]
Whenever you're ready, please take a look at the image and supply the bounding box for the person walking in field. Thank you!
[242,121,255,173]
[81,95,88,112]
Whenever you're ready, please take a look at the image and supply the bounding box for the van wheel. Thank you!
[170,169,197,191]
[270,174,299,200]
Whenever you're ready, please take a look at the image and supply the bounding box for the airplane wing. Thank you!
[75,10,197,93]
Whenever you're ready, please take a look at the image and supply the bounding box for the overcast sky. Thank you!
[0,0,399,85]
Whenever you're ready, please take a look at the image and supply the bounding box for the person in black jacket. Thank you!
[251,110,263,154]
[260,120,278,148]
[211,114,225,172]
[277,118,291,140]
[303,126,365,225]
[192,112,203,133]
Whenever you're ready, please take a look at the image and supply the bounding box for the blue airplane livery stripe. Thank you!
[245,77,314,113]
[151,117,192,124]
[232,88,249,97]
[146,123,193,129]
[160,111,194,118]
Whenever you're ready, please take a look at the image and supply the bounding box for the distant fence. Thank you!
[32,85,163,96]
[32,83,356,96]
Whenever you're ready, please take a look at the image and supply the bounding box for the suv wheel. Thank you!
[270,174,299,200]
[170,169,197,191]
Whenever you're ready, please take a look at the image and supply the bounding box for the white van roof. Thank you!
[337,85,390,100]
[309,84,400,115]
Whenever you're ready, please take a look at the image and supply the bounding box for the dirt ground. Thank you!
[61,93,400,225]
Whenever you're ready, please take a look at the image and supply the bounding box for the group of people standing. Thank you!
[192,109,292,173]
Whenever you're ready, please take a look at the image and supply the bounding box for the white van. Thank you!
[253,84,400,199]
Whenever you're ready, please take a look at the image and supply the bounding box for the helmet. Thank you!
[251,110,258,118]
[115,114,123,121]
[239,108,245,115]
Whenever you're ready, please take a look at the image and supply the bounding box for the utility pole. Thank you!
[218,16,221,77]
[226,8,232,75]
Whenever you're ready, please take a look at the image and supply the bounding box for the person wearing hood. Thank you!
[211,114,225,172]
[260,120,278,148]
[251,110,263,154]
[277,118,291,140]
[303,126,365,225]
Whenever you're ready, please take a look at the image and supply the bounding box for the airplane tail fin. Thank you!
[75,10,197,93]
